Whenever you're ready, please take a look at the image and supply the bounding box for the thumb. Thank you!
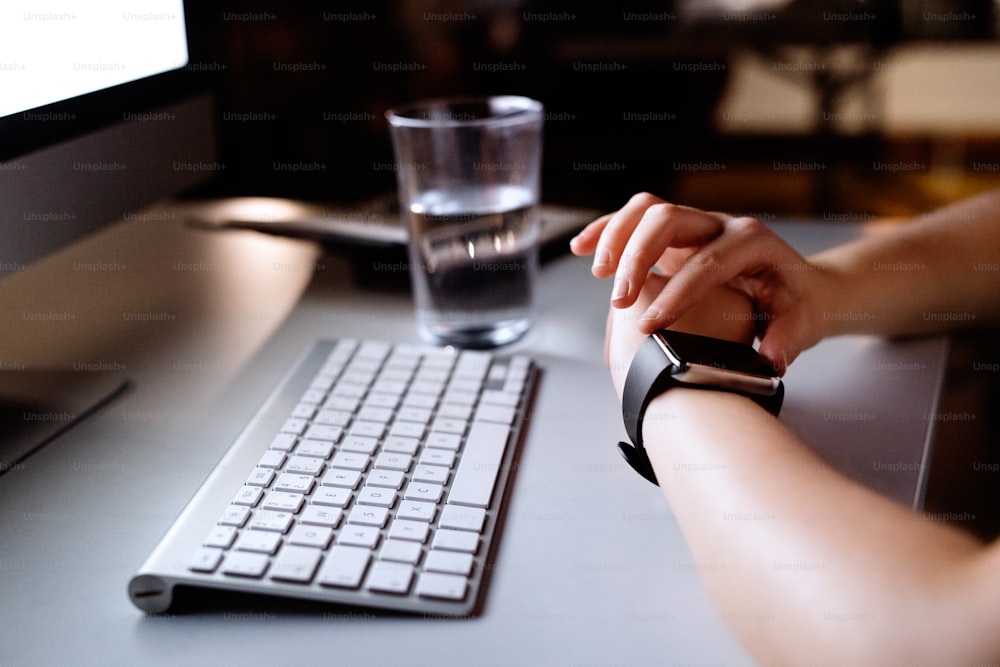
[756,317,810,377]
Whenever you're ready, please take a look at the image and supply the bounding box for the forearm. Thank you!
[645,388,993,666]
[810,189,1000,340]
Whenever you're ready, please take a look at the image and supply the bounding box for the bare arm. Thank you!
[643,388,1000,666]
[606,277,1000,666]
[811,188,1000,339]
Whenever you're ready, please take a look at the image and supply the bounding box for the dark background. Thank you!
[184,1,1000,214]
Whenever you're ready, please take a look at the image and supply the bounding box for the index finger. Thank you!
[634,216,776,333]
[611,202,727,308]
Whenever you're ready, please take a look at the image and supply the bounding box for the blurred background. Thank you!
[186,0,1000,218]
[180,0,1000,538]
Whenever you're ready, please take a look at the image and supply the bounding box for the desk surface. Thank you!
[0,204,947,667]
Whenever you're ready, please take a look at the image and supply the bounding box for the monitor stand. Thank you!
[0,370,128,474]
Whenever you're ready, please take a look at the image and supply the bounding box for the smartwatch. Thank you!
[618,329,784,485]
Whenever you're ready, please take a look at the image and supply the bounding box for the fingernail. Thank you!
[593,248,612,270]
[611,277,630,301]
[639,307,662,322]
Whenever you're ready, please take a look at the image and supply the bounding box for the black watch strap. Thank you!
[617,331,783,486]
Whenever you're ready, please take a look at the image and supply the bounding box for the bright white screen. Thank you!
[0,1,189,118]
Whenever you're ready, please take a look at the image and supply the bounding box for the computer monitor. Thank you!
[0,1,217,470]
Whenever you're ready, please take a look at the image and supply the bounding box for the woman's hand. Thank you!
[605,271,755,399]
[573,192,838,373]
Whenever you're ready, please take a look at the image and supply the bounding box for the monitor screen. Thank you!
[0,0,215,278]
[0,2,189,118]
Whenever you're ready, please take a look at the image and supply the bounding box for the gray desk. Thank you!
[0,204,947,666]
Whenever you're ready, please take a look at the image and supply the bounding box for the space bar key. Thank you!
[447,421,510,508]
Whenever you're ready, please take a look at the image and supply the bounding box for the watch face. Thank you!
[658,330,774,375]
[654,330,780,397]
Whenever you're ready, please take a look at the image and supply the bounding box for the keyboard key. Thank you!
[299,389,326,405]
[295,439,334,459]
[454,350,491,382]
[330,452,369,472]
[358,406,393,423]
[430,417,466,435]
[367,469,406,489]
[396,500,436,523]
[340,435,379,455]
[232,485,263,507]
[288,524,333,549]
[331,382,366,399]
[357,486,397,508]
[403,482,443,503]
[338,525,381,549]
[203,525,237,549]
[261,491,305,513]
[189,547,223,573]
[431,528,479,554]
[402,390,438,407]
[299,505,342,528]
[284,455,324,476]
[234,530,282,554]
[249,510,294,533]
[378,539,422,564]
[474,404,517,425]
[291,403,316,420]
[303,424,343,443]
[447,421,509,508]
[245,467,275,487]
[312,486,351,507]
[416,572,468,601]
[273,473,315,494]
[221,551,269,578]
[418,448,455,468]
[436,403,472,421]
[374,452,412,472]
[424,550,474,576]
[389,421,425,439]
[320,468,361,489]
[347,505,389,528]
[411,464,449,485]
[366,560,414,594]
[281,418,308,435]
[318,546,370,589]
[372,379,407,396]
[383,436,419,455]
[349,421,386,439]
[257,450,286,469]
[396,407,432,424]
[269,432,298,452]
[438,505,487,533]
[219,505,251,527]
[316,405,354,423]
[387,519,430,543]
[424,432,462,451]
[363,392,399,410]
[480,390,521,408]
[270,545,322,584]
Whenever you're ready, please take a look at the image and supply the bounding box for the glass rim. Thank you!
[385,95,543,129]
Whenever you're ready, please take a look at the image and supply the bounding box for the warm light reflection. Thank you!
[212,197,311,223]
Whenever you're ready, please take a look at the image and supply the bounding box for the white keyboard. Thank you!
[129,339,537,616]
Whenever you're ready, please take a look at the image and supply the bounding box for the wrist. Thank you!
[804,256,860,341]
[642,387,762,446]
[616,330,783,485]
